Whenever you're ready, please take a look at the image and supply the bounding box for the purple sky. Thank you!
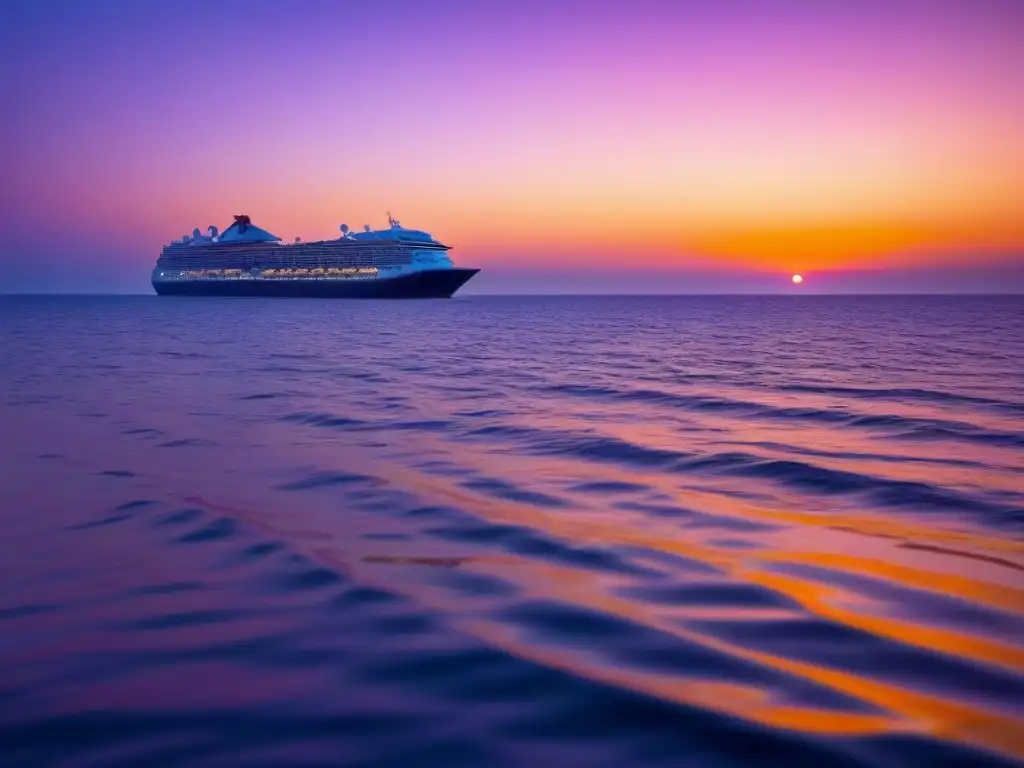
[2,0,1023,293]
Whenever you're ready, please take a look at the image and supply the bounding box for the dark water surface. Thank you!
[2,295,1022,767]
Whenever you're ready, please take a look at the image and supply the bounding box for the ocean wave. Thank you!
[535,382,1024,448]
[4,295,1024,766]
[678,452,1023,522]
[776,383,1024,415]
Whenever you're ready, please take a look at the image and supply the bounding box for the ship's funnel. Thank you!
[218,215,280,243]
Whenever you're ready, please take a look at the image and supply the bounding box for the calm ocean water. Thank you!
[1,294,1022,767]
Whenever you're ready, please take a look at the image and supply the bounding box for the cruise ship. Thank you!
[152,214,479,298]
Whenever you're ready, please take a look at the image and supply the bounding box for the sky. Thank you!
[2,0,1023,294]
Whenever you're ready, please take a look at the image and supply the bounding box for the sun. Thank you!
[791,274,803,284]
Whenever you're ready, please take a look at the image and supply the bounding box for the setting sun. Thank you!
[792,274,804,284]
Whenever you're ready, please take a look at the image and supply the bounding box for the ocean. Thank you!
[1,294,1022,767]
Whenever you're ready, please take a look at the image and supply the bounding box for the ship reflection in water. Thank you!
[1,295,1022,766]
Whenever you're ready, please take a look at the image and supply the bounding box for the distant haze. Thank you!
[2,0,1023,294]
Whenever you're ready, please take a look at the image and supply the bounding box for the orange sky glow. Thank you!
[3,0,1023,291]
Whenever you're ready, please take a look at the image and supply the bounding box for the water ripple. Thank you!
[1,295,1023,766]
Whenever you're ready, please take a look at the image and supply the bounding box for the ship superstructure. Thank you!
[152,214,478,298]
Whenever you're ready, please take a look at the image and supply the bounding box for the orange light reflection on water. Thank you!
[378,462,1024,761]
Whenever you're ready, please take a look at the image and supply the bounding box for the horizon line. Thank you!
[3,291,1022,298]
